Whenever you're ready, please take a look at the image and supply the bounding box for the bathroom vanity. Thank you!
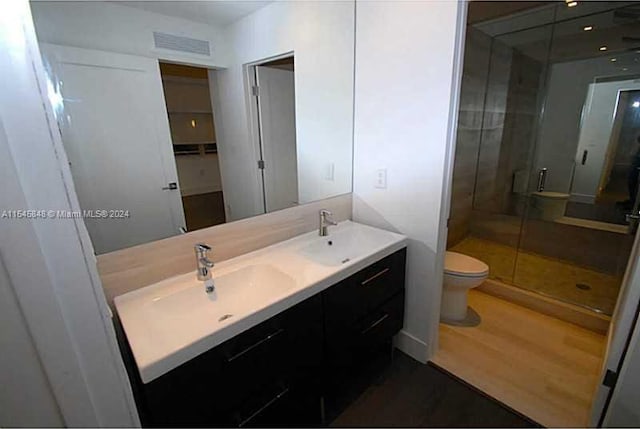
[115,221,407,427]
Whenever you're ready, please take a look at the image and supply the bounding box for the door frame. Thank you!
[590,227,640,426]
[244,51,295,215]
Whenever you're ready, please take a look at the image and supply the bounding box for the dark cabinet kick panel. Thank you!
[119,247,406,427]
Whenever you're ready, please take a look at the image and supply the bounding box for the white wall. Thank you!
[212,1,354,221]
[535,55,640,193]
[0,232,63,427]
[175,154,223,196]
[30,1,228,68]
[353,0,465,361]
[0,1,138,425]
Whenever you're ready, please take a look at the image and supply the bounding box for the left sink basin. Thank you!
[148,264,296,323]
[116,263,297,383]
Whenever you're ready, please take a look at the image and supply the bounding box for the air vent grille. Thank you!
[153,32,210,56]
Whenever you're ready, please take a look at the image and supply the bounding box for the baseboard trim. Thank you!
[394,330,428,363]
[479,279,610,334]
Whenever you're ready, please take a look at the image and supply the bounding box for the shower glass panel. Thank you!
[449,7,555,285]
[449,1,640,315]
[515,3,640,314]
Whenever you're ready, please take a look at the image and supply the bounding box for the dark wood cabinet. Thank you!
[322,249,406,418]
[121,247,406,427]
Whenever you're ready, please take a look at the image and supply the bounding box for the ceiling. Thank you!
[467,1,549,25]
[116,1,272,26]
[473,1,640,64]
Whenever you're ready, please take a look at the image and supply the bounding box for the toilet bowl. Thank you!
[530,191,570,221]
[441,251,488,324]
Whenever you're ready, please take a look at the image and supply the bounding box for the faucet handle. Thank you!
[195,243,212,257]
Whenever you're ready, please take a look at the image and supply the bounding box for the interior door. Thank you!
[255,65,298,212]
[41,44,185,254]
[572,81,640,203]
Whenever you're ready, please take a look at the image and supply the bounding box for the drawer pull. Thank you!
[361,313,389,334]
[238,386,290,427]
[361,267,390,286]
[227,328,284,362]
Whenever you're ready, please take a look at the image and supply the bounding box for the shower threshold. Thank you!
[478,279,610,334]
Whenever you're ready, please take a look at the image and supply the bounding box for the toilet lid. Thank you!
[444,252,489,277]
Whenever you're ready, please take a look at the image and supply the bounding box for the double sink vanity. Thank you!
[115,218,408,427]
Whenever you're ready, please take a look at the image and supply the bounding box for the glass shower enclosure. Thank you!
[449,1,640,315]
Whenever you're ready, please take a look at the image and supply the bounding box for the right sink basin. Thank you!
[299,222,403,267]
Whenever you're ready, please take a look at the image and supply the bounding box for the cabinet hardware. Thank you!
[361,313,389,334]
[227,328,284,362]
[361,267,390,286]
[238,386,290,427]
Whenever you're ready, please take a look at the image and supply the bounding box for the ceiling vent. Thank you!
[153,32,210,56]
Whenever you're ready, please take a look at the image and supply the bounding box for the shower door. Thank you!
[449,7,555,287]
[451,2,640,316]
[512,3,640,315]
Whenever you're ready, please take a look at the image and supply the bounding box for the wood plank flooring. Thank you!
[432,290,607,428]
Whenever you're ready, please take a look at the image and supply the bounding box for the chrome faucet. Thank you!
[195,243,215,293]
[319,209,337,236]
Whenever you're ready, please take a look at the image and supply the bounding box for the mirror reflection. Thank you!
[448,1,640,315]
[30,1,355,254]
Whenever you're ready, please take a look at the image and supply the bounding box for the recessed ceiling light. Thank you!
[633,101,640,108]
[611,58,617,62]
[583,26,593,31]
[567,1,578,7]
[600,46,608,51]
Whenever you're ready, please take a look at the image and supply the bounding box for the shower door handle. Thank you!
[537,168,547,192]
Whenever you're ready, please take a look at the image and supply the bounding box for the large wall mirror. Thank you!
[30,1,355,254]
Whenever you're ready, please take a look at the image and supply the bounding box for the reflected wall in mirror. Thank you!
[30,0,355,254]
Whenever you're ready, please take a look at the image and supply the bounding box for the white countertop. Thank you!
[115,220,407,384]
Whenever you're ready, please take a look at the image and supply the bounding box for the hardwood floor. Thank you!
[331,351,538,428]
[451,236,621,314]
[182,191,226,231]
[432,290,607,428]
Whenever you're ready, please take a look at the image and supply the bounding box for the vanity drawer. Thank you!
[141,294,322,427]
[219,294,323,404]
[322,290,405,420]
[230,379,319,427]
[325,290,405,367]
[324,248,406,329]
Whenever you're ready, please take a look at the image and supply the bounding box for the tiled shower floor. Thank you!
[450,236,621,314]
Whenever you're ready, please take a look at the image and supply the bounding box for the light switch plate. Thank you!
[325,163,335,181]
[375,169,387,189]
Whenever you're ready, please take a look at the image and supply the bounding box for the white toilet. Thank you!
[441,251,489,325]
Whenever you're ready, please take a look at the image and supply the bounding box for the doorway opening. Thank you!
[439,2,640,427]
[248,55,298,213]
[159,62,226,231]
